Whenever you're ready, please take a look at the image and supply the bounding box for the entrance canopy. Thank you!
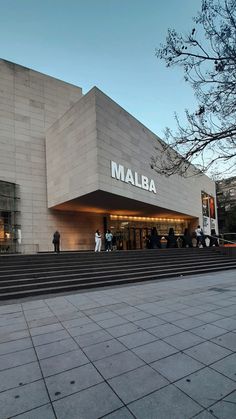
[52,190,196,220]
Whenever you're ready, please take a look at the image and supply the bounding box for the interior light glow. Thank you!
[110,215,185,223]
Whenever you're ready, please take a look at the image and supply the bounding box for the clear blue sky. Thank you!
[0,0,202,138]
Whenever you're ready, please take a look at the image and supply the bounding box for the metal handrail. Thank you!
[208,235,236,245]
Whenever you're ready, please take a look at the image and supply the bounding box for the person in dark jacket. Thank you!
[182,228,193,248]
[209,229,219,247]
[52,231,60,253]
[166,228,178,248]
[150,227,161,249]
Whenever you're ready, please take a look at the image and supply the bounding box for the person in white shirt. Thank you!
[95,230,102,252]
[195,225,204,247]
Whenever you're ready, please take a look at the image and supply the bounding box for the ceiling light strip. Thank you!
[110,215,185,223]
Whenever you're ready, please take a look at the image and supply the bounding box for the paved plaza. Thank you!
[0,270,235,419]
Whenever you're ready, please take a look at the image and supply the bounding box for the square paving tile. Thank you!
[32,330,70,346]
[158,311,187,322]
[83,339,126,361]
[151,352,203,382]
[97,316,128,329]
[89,311,117,322]
[128,384,202,419]
[211,317,236,331]
[106,323,141,338]
[209,390,236,419]
[53,382,123,419]
[0,380,49,419]
[191,324,227,339]
[163,331,204,350]
[180,307,206,316]
[0,361,42,392]
[74,329,112,347]
[28,316,59,328]
[0,348,36,371]
[35,337,78,360]
[132,339,178,363]
[46,362,103,400]
[66,322,101,337]
[133,316,166,329]
[175,367,236,408]
[0,329,30,344]
[211,332,236,351]
[184,341,232,365]
[118,330,157,349]
[102,407,134,418]
[11,404,56,419]
[108,365,168,404]
[193,411,216,419]
[195,312,225,323]
[40,349,89,377]
[0,337,32,356]
[148,323,183,338]
[94,350,144,379]
[122,311,151,321]
[29,323,63,336]
[211,353,236,381]
[172,317,204,330]
[61,316,92,329]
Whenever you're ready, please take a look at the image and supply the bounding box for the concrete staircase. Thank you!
[0,248,235,300]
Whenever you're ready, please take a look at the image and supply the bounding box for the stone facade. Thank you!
[0,60,218,253]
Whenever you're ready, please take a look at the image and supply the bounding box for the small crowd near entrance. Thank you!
[93,226,219,252]
[144,226,219,250]
[52,226,219,253]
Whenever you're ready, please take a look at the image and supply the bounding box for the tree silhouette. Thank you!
[152,0,236,177]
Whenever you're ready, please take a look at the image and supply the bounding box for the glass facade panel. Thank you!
[0,181,20,253]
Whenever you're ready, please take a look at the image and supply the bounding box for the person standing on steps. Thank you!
[182,228,193,248]
[95,229,102,252]
[105,229,113,251]
[52,231,60,253]
[195,225,206,247]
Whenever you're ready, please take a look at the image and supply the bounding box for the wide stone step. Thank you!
[0,248,219,265]
[0,264,235,300]
[0,255,228,279]
[0,260,235,292]
[0,250,225,271]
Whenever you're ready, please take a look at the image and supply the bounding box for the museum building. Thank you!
[0,59,217,253]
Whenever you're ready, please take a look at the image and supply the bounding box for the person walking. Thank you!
[105,230,113,251]
[95,229,102,252]
[52,231,60,253]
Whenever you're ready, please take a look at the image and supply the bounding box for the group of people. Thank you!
[95,229,113,252]
[52,226,219,253]
[145,226,219,249]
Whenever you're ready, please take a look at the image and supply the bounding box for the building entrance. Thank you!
[109,215,190,250]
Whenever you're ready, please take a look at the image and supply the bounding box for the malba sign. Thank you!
[111,161,156,194]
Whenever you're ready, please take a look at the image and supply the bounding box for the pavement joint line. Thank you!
[21,302,59,419]
[43,300,129,415]
[0,270,235,418]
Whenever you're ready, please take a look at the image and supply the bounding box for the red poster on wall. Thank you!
[209,196,216,219]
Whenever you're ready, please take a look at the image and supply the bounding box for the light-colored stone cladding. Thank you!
[46,86,217,233]
[0,59,88,252]
[94,88,216,222]
[46,89,98,208]
[1,60,218,253]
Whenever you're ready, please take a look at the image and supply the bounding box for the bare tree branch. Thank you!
[152,0,236,177]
